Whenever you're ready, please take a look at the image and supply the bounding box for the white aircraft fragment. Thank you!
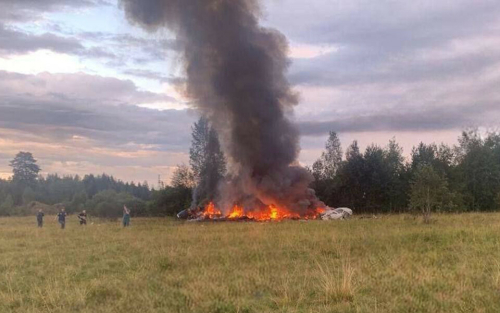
[320,207,353,220]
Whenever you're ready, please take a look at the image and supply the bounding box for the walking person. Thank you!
[123,205,131,227]
[36,209,44,228]
[55,208,67,229]
[78,210,87,226]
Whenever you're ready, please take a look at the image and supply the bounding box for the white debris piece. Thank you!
[320,207,353,220]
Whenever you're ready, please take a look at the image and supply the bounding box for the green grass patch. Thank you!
[1,214,500,312]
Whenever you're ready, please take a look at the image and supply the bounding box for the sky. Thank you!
[0,0,499,187]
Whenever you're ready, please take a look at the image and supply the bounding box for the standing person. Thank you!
[55,208,67,229]
[78,210,87,226]
[123,205,131,227]
[36,209,44,228]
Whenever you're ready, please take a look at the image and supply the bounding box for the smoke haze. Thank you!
[120,0,324,213]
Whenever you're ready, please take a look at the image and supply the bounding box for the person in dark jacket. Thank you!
[36,209,44,228]
[56,208,67,229]
[78,210,87,226]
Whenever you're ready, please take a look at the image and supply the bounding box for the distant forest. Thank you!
[2,125,500,217]
[0,154,152,217]
[311,129,500,214]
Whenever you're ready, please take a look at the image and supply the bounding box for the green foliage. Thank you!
[335,141,365,209]
[0,152,152,217]
[189,117,226,205]
[9,152,41,187]
[455,129,500,211]
[170,164,195,188]
[87,190,146,218]
[385,139,409,211]
[313,131,343,180]
[314,139,409,213]
[22,187,36,205]
[0,195,14,216]
[148,186,192,216]
[311,159,325,181]
[410,165,454,223]
[190,117,210,179]
[69,191,88,213]
[312,130,500,214]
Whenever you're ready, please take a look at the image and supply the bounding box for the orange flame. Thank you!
[228,205,244,219]
[206,202,325,221]
[203,202,222,218]
[269,205,279,220]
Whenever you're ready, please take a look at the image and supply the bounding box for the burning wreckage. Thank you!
[177,203,353,222]
[121,0,349,221]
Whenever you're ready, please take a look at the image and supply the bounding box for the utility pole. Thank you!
[158,174,164,189]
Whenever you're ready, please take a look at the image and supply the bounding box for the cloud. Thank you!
[274,0,500,87]
[77,32,181,64]
[0,129,187,185]
[0,0,109,23]
[0,26,180,65]
[257,0,500,137]
[122,69,185,84]
[0,70,175,104]
[0,24,84,56]
[267,0,500,48]
[0,69,197,184]
[0,1,177,66]
[0,0,121,61]
[0,70,194,150]
[297,102,500,136]
[289,43,500,87]
[0,24,120,60]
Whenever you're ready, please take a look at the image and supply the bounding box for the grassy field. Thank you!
[1,214,500,313]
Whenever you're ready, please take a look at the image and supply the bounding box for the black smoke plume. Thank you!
[120,0,325,214]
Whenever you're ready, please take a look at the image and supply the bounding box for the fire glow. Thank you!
[201,202,325,221]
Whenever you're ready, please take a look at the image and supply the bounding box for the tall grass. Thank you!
[1,214,500,312]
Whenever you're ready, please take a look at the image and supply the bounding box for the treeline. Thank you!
[145,126,500,217]
[5,125,499,218]
[311,129,500,214]
[0,151,152,217]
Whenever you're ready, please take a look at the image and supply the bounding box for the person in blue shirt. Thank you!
[36,209,44,228]
[56,208,67,229]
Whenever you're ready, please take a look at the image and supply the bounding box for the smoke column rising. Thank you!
[120,0,324,214]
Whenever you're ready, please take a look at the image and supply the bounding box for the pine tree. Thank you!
[10,152,41,186]
[385,138,407,211]
[190,117,211,180]
[312,131,343,182]
[339,140,365,209]
[321,131,343,179]
[189,117,226,205]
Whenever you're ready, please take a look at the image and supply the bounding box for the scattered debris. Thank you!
[176,209,192,220]
[320,207,353,220]
[177,205,353,222]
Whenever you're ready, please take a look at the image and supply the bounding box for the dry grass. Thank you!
[1,214,500,312]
